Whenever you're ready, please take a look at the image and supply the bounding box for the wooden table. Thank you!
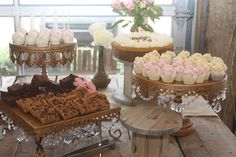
[121,105,182,157]
[0,75,236,157]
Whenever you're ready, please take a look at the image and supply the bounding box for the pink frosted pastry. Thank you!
[50,28,62,45]
[142,62,153,77]
[193,66,205,83]
[146,66,161,81]
[134,57,144,74]
[62,29,74,43]
[36,32,49,47]
[173,60,185,81]
[182,68,197,85]
[160,64,176,83]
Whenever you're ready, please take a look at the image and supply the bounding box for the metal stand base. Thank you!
[112,90,134,106]
[63,139,115,157]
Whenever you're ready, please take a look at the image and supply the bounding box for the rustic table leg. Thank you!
[35,136,44,157]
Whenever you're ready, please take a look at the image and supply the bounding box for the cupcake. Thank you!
[12,31,25,45]
[147,66,161,81]
[173,59,185,81]
[165,51,176,59]
[182,68,197,85]
[50,28,62,45]
[142,62,153,77]
[194,66,205,83]
[25,30,38,45]
[134,57,144,74]
[178,50,190,58]
[210,64,226,81]
[161,64,176,83]
[203,53,212,62]
[62,28,74,44]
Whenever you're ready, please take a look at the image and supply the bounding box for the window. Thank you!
[0,0,13,5]
[0,17,15,75]
[20,0,112,5]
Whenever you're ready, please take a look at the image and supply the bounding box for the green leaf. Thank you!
[111,19,125,29]
[145,24,154,32]
[153,5,163,16]
[122,23,130,28]
[130,23,138,32]
[146,10,156,22]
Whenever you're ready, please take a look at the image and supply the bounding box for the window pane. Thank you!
[0,17,16,76]
[0,0,13,5]
[20,0,112,5]
[155,0,173,5]
[149,16,172,36]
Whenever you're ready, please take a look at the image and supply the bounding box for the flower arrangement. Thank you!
[73,77,96,92]
[112,0,163,32]
[88,22,113,48]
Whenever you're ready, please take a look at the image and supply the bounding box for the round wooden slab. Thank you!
[121,105,182,136]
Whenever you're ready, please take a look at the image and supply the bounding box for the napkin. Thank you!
[182,96,218,117]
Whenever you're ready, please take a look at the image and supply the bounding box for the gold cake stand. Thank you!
[0,101,121,157]
[133,72,227,136]
[9,43,76,77]
[111,42,173,105]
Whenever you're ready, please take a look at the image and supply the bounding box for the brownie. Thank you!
[31,75,50,87]
[59,74,78,91]
[7,83,24,95]
[47,81,62,93]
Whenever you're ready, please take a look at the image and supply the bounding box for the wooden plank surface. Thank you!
[121,105,182,136]
[0,75,236,157]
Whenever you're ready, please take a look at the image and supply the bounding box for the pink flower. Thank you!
[85,80,96,92]
[124,0,135,11]
[73,77,96,92]
[112,0,122,10]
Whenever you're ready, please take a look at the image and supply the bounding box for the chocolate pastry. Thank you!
[7,83,24,95]
[59,74,79,91]
[31,75,50,87]
[47,81,62,93]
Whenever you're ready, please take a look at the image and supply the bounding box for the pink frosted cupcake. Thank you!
[193,66,205,83]
[182,68,197,85]
[142,62,153,77]
[173,60,184,81]
[146,66,161,81]
[160,64,176,83]
[134,57,144,74]
[203,65,210,80]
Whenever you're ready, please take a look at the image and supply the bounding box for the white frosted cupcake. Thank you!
[50,28,62,45]
[161,64,176,83]
[12,32,25,45]
[203,53,212,62]
[210,64,226,81]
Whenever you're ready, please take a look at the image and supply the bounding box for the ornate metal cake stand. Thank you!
[0,101,121,157]
[133,72,227,136]
[9,43,76,78]
[111,42,173,105]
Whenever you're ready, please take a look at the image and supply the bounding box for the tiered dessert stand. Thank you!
[111,42,173,105]
[133,72,227,136]
[0,101,121,157]
[9,43,76,82]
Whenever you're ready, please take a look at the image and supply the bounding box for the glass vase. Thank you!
[92,46,111,89]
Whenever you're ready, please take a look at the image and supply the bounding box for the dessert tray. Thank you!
[9,43,76,76]
[133,71,227,136]
[133,72,227,104]
[0,100,121,157]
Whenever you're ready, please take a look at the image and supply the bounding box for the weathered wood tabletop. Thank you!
[0,75,236,157]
